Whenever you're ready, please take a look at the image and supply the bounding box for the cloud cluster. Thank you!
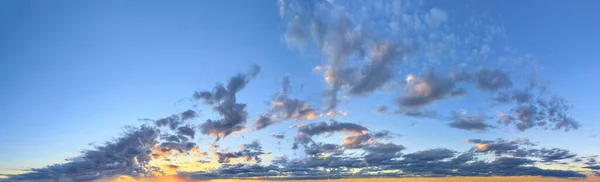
[213,140,268,164]
[281,0,419,111]
[397,70,468,108]
[467,138,578,163]
[5,108,207,181]
[448,111,493,132]
[253,74,318,130]
[496,94,580,132]
[188,138,585,180]
[194,65,260,141]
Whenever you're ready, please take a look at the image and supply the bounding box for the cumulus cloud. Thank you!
[291,120,398,159]
[194,65,260,141]
[213,140,268,164]
[467,138,533,155]
[188,142,585,180]
[496,94,580,131]
[281,0,418,111]
[6,114,205,182]
[396,70,467,108]
[253,74,318,130]
[448,112,493,132]
[271,133,285,140]
[375,105,389,114]
[475,68,512,92]
[424,8,448,28]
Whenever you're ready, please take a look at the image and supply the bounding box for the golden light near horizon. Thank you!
[95,176,600,182]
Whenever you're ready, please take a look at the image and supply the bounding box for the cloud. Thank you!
[394,109,439,118]
[475,68,512,92]
[584,166,600,170]
[281,0,418,111]
[448,112,493,132]
[492,157,534,168]
[396,70,466,108]
[194,65,260,141]
[213,140,268,163]
[497,96,580,132]
[402,148,456,162]
[270,133,285,139]
[253,114,276,131]
[424,8,448,28]
[467,138,526,155]
[297,120,368,136]
[253,74,318,130]
[292,120,398,159]
[362,143,406,164]
[6,120,205,181]
[375,105,389,114]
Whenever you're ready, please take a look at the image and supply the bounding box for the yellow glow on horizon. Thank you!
[95,176,600,182]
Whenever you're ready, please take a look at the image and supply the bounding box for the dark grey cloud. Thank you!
[448,113,493,132]
[187,145,585,180]
[467,138,576,163]
[531,148,577,162]
[195,65,260,141]
[213,140,267,164]
[281,0,580,134]
[292,121,398,160]
[394,109,439,119]
[475,68,512,92]
[342,131,393,149]
[375,105,388,114]
[253,114,276,131]
[6,120,204,181]
[497,96,580,132]
[396,70,465,108]
[297,120,368,136]
[492,157,534,168]
[584,166,600,170]
[281,0,418,111]
[402,148,456,162]
[467,138,530,155]
[586,158,598,165]
[362,143,405,164]
[271,133,285,140]
[253,74,317,130]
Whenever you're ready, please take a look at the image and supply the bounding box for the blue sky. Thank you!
[1,0,599,180]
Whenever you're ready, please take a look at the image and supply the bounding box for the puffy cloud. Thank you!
[497,96,579,132]
[492,157,534,168]
[195,65,260,141]
[394,109,439,118]
[184,135,585,180]
[424,8,448,28]
[297,120,368,136]
[6,120,205,181]
[402,148,456,162]
[584,166,600,170]
[362,143,405,164]
[375,105,389,114]
[281,0,417,111]
[213,140,268,164]
[292,120,399,160]
[270,133,285,140]
[253,114,276,131]
[467,138,530,155]
[253,74,318,130]
[475,68,512,92]
[448,112,493,132]
[396,71,466,108]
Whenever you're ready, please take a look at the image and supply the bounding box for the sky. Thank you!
[0,0,599,181]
